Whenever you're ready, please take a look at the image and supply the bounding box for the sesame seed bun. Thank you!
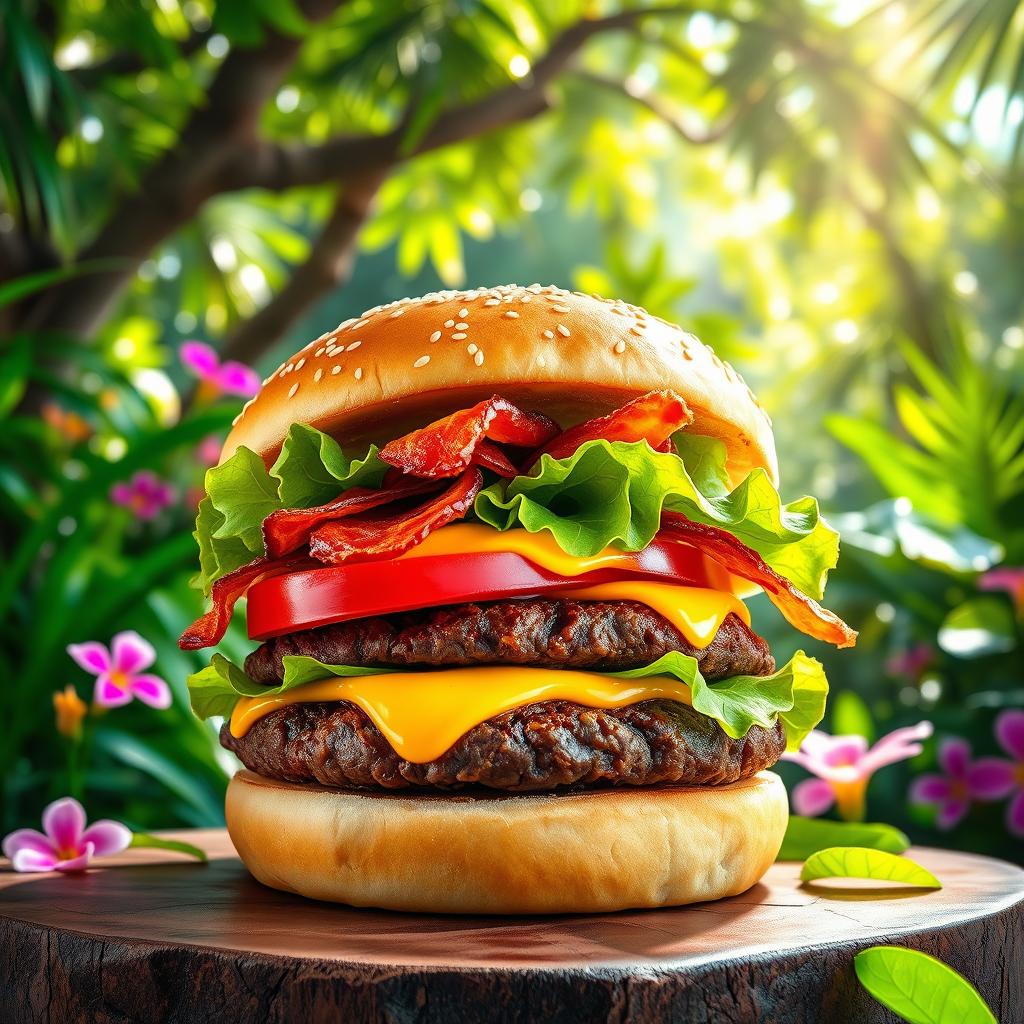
[223,283,777,485]
[225,769,788,914]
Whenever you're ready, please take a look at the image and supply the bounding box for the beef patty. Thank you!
[244,599,774,683]
[221,699,786,792]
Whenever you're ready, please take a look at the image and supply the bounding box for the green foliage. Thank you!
[777,818,911,861]
[854,947,997,1024]
[800,847,942,888]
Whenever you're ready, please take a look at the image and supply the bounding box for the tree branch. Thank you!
[572,69,734,145]
[215,5,699,192]
[25,0,344,337]
[218,170,386,365]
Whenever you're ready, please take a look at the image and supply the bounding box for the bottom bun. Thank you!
[226,770,788,914]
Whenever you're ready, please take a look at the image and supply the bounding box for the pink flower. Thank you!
[180,341,259,398]
[110,471,176,520]
[2,797,130,873]
[67,631,172,709]
[993,709,1024,837]
[885,643,934,679]
[910,737,1014,830]
[783,722,933,821]
[197,434,223,467]
[979,567,1024,616]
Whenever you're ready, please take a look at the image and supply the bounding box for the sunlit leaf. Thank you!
[938,596,1017,658]
[801,847,941,888]
[777,818,911,861]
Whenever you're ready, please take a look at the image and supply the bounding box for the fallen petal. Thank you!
[80,820,132,857]
[42,797,86,851]
[2,828,56,862]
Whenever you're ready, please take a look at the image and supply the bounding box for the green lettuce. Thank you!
[474,436,839,599]
[188,650,827,751]
[193,424,387,594]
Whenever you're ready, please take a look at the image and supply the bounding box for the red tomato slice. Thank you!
[246,541,712,641]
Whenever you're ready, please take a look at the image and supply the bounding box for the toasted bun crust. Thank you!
[223,284,777,486]
[225,769,788,913]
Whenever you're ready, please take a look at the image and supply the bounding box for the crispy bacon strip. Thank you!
[536,390,693,463]
[262,476,440,559]
[380,397,559,478]
[309,469,483,566]
[660,512,857,648]
[178,553,316,650]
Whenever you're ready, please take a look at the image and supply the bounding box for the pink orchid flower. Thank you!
[909,736,1014,830]
[180,341,259,399]
[993,709,1024,837]
[67,631,172,709]
[2,797,131,873]
[783,722,933,821]
[110,471,176,520]
[979,566,1024,617]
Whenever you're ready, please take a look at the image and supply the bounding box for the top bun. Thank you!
[223,283,777,486]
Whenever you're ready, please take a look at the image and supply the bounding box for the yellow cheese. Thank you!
[229,666,693,761]
[557,581,749,647]
[399,523,760,599]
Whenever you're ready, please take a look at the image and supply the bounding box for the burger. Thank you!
[181,283,856,914]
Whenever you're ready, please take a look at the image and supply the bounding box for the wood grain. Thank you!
[1,829,1021,1023]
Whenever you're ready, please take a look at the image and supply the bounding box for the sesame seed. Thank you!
[458,308,468,318]
[521,295,532,302]
[353,319,369,330]
[295,358,305,370]
[390,308,405,317]
[346,341,362,351]
[288,383,299,398]
[278,370,287,379]
[444,319,455,328]
[474,350,484,366]
[504,310,520,319]
[314,368,324,382]
[455,322,468,330]
[614,340,626,354]
[414,355,430,368]
[286,363,294,372]
[315,347,326,357]
[430,331,442,343]
[467,343,478,354]
[452,332,467,340]
[682,350,693,361]
[556,324,570,337]
[485,298,500,306]
[630,326,644,336]
[354,367,363,380]
[542,330,554,339]
[553,304,570,313]
[332,364,342,374]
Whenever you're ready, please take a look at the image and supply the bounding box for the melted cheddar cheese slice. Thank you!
[230,666,694,762]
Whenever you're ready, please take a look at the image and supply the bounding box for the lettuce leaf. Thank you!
[607,650,828,751]
[187,653,395,719]
[187,649,827,750]
[475,436,839,599]
[192,424,387,594]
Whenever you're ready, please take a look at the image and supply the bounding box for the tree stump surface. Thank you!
[1,828,1021,1023]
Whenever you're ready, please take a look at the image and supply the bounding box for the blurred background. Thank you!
[1,0,1022,861]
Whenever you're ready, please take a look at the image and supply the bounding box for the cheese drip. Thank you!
[230,666,693,761]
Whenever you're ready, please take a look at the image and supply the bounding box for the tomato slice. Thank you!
[245,541,712,641]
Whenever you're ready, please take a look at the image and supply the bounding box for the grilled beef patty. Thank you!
[221,698,786,792]
[244,599,774,682]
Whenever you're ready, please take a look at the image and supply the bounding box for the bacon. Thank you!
[262,476,439,559]
[380,397,559,478]
[659,512,857,648]
[536,390,693,463]
[178,553,316,650]
[309,469,483,566]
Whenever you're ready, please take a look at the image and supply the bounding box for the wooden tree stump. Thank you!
[1,828,1021,1022]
